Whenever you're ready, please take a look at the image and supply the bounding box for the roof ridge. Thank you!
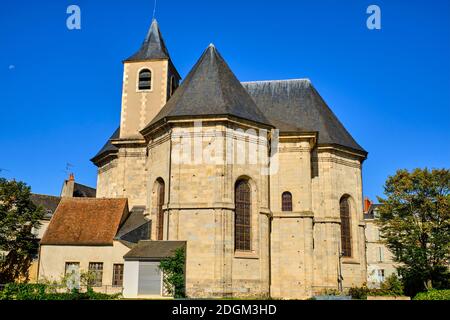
[242,78,311,84]
[60,197,127,201]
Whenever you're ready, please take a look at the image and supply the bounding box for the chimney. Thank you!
[61,173,75,197]
[364,197,372,213]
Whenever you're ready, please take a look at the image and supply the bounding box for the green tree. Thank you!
[0,178,45,283]
[377,168,450,295]
[159,247,185,298]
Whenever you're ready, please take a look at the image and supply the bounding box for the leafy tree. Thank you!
[159,247,185,298]
[0,178,45,283]
[377,168,450,295]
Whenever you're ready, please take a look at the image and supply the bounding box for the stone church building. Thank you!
[39,19,368,299]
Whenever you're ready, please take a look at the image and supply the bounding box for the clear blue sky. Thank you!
[0,0,449,202]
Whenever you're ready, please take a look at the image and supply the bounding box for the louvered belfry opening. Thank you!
[156,179,165,240]
[340,196,352,257]
[138,69,152,90]
[282,192,293,211]
[235,180,251,251]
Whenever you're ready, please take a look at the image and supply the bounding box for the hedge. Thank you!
[413,289,450,300]
[0,283,120,300]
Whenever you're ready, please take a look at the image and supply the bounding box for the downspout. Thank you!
[267,131,272,298]
[36,244,42,283]
[167,127,173,240]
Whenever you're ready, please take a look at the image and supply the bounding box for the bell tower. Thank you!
[120,19,180,139]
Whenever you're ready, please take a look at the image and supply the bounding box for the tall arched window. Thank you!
[282,192,293,211]
[156,179,165,240]
[235,180,251,251]
[340,196,352,257]
[138,69,152,90]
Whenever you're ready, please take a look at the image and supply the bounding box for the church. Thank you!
[38,19,368,299]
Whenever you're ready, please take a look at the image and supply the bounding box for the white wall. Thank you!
[123,261,139,298]
[39,241,130,290]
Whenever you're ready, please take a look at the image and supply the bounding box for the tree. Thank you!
[0,178,45,283]
[377,168,450,295]
[159,247,185,298]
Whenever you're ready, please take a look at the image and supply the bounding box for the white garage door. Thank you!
[138,262,162,296]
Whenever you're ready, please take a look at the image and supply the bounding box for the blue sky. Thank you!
[0,0,449,202]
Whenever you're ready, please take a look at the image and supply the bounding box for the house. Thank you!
[39,18,368,299]
[364,198,399,287]
[38,198,150,293]
[25,174,96,282]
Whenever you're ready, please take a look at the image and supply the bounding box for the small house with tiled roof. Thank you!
[39,18,368,299]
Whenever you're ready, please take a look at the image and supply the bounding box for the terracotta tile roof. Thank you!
[41,198,129,246]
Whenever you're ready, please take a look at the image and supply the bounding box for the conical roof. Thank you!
[143,44,272,132]
[125,19,170,61]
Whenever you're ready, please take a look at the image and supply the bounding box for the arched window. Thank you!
[138,69,152,90]
[156,179,165,240]
[340,196,352,257]
[170,76,178,97]
[282,192,293,211]
[235,180,251,251]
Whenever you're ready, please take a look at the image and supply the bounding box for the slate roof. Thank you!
[125,19,170,62]
[364,204,381,220]
[115,206,150,244]
[93,51,366,162]
[91,127,119,164]
[142,44,272,133]
[124,240,186,261]
[73,183,96,198]
[30,194,61,220]
[41,198,128,246]
[242,79,366,153]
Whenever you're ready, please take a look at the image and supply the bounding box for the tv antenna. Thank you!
[64,163,75,176]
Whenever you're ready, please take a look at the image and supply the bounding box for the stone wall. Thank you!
[94,120,367,299]
[311,147,367,293]
[96,147,147,210]
[269,138,314,299]
[147,122,271,298]
[120,60,169,139]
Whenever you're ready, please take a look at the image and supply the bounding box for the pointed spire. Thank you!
[125,19,171,62]
[142,44,272,132]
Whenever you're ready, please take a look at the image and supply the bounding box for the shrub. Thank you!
[319,288,343,296]
[348,285,370,300]
[413,289,450,300]
[159,247,186,298]
[0,283,47,300]
[0,283,119,300]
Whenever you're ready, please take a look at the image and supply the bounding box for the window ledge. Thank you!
[234,251,259,260]
[342,258,360,265]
